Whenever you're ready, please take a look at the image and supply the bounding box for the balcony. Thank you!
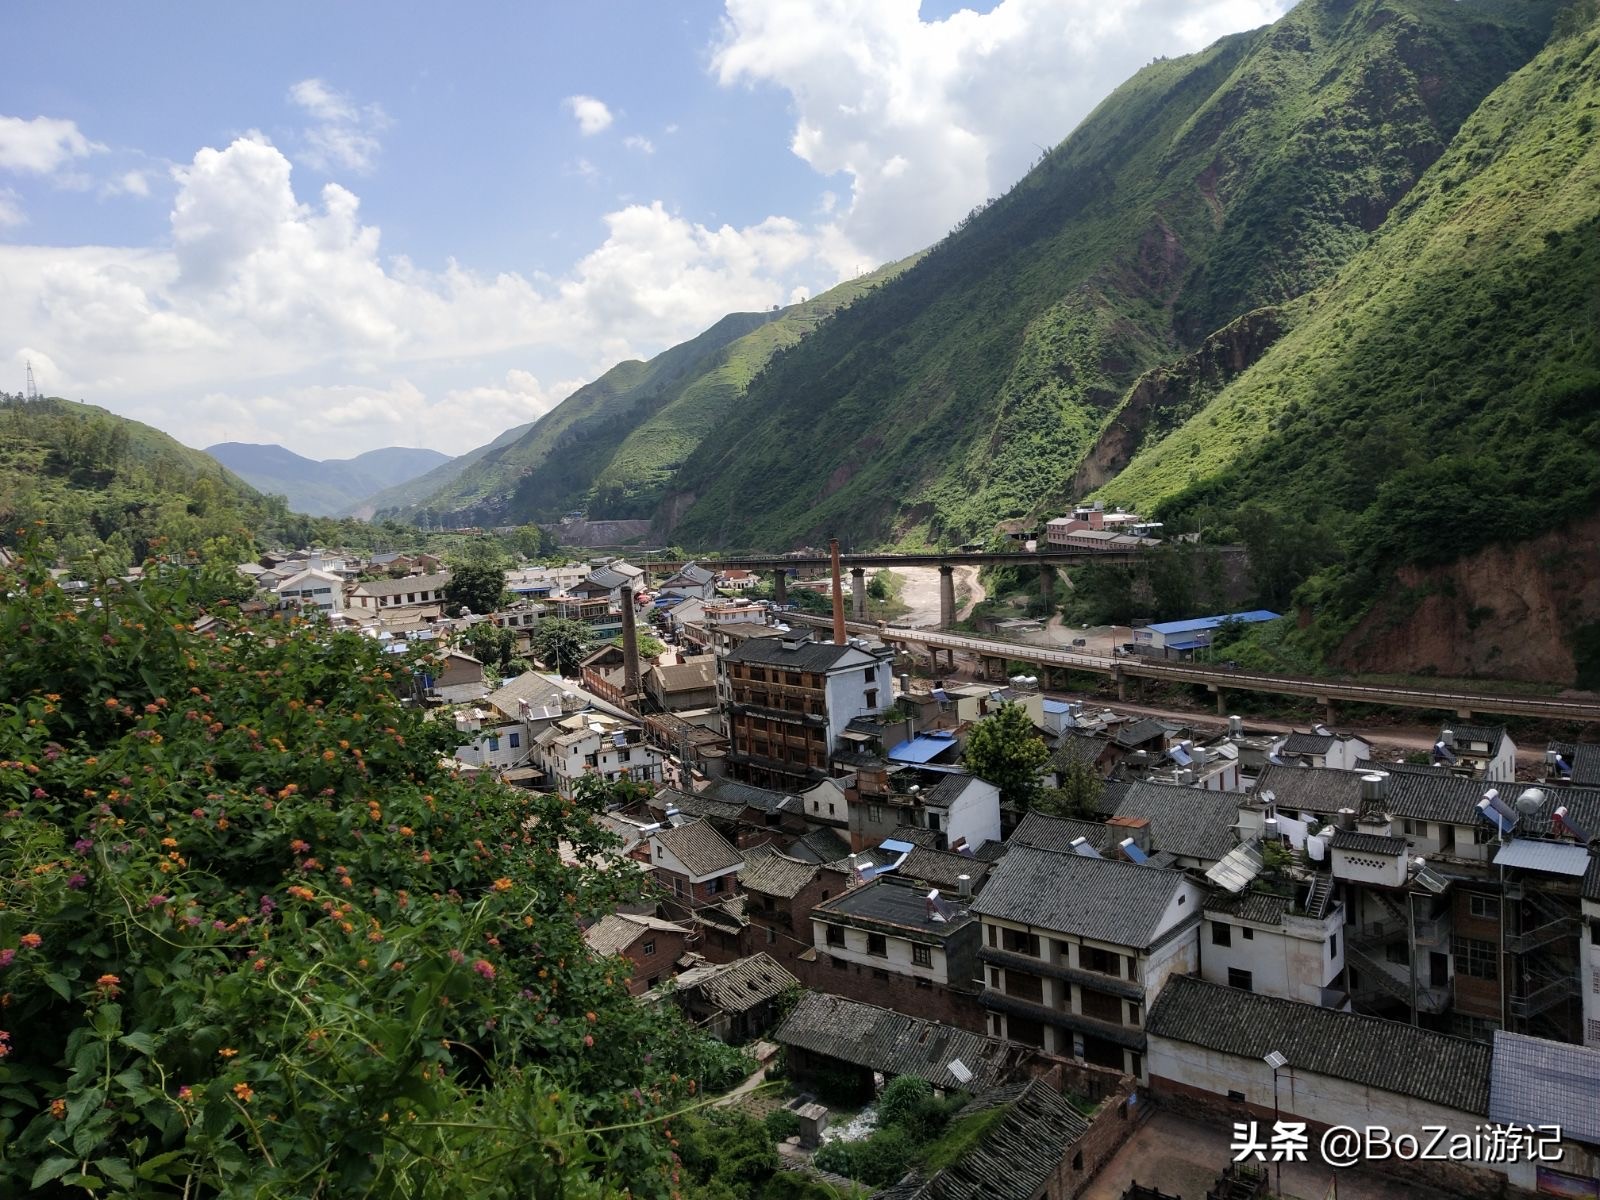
[980,987,1147,1051]
[977,947,1143,1000]
[729,700,826,727]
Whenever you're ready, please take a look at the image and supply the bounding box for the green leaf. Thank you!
[118,1031,157,1055]
[31,1156,77,1189]
[134,1149,188,1181]
[96,1157,136,1188]
[44,972,73,1002]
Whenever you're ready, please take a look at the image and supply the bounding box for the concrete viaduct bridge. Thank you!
[645,548,1167,627]
[783,612,1600,726]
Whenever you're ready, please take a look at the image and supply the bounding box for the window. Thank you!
[488,736,500,752]
[706,877,724,895]
[868,803,884,824]
[831,956,847,970]
[1002,928,1041,957]
[826,925,845,947]
[1003,971,1043,1003]
[766,927,777,945]
[1242,927,1254,941]
[1128,1003,1141,1027]
[1227,968,1254,992]
[1080,987,1123,1024]
[674,877,686,897]
[1455,936,1498,980]
[867,933,888,958]
[648,975,660,989]
[865,689,878,709]
[912,945,932,967]
[508,732,520,749]
[1080,945,1121,976]
[1330,932,1339,959]
[642,939,656,957]
[1469,894,1500,921]
[1211,922,1232,947]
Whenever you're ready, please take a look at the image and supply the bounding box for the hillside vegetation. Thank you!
[1102,5,1600,661]
[0,396,416,570]
[660,0,1556,549]
[206,442,449,517]
[385,259,912,529]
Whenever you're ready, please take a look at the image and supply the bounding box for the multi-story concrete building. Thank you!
[721,633,892,790]
[970,844,1204,1077]
[811,875,985,1030]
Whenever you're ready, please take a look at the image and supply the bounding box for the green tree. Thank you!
[961,702,1050,809]
[534,617,593,675]
[1038,754,1104,819]
[443,562,509,615]
[610,631,666,660]
[463,621,516,673]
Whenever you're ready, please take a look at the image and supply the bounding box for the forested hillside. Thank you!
[661,0,1557,549]
[0,396,415,569]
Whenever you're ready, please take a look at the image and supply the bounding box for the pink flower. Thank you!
[584,1034,594,1048]
[472,959,495,981]
[31,788,45,800]
[72,838,93,854]
[148,895,169,908]
[448,949,465,964]
[67,873,87,890]
[0,950,14,968]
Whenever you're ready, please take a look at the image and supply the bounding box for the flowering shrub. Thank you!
[0,539,737,1197]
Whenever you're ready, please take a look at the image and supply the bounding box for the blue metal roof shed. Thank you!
[1144,610,1281,637]
[888,732,962,765]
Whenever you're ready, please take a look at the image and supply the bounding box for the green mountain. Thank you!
[206,442,449,517]
[661,0,1558,549]
[385,262,911,529]
[348,421,535,519]
[1098,3,1600,669]
[2,396,265,568]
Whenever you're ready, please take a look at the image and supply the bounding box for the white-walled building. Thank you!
[1200,890,1348,1009]
[970,845,1204,1078]
[916,774,1001,852]
[1434,724,1518,781]
[536,714,668,801]
[453,673,572,775]
[274,567,345,614]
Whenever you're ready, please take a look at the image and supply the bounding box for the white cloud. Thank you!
[0,136,843,455]
[623,134,655,155]
[0,187,24,228]
[0,114,104,174]
[713,0,1287,260]
[102,170,151,198]
[563,94,615,136]
[288,78,389,173]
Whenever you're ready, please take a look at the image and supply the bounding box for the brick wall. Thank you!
[619,927,689,995]
[808,952,985,1031]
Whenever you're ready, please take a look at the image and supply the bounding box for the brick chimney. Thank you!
[620,584,642,701]
[830,538,847,646]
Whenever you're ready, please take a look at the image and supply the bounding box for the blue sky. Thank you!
[0,0,1285,457]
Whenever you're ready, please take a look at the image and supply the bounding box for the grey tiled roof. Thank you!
[924,774,984,807]
[353,571,452,597]
[583,913,687,956]
[740,851,820,900]
[1445,724,1508,755]
[585,566,630,589]
[704,778,801,815]
[1490,1031,1600,1144]
[784,825,853,864]
[814,876,976,935]
[900,848,991,892]
[970,845,1192,949]
[1113,717,1171,749]
[1147,975,1492,1114]
[1203,891,1289,925]
[1113,781,1244,863]
[649,788,746,823]
[1009,810,1118,854]
[1331,829,1406,855]
[1254,765,1364,815]
[678,952,799,1014]
[774,991,1022,1092]
[653,820,744,877]
[726,636,869,672]
[879,1079,1091,1200]
[1280,732,1335,756]
[482,671,568,721]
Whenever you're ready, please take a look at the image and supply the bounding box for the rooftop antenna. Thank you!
[25,360,40,401]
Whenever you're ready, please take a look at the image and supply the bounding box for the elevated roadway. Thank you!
[784,613,1600,725]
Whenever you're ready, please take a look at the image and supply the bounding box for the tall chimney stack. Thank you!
[829,538,847,646]
[620,584,642,702]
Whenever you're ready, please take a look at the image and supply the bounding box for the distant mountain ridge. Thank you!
[375,258,914,529]
[205,442,450,517]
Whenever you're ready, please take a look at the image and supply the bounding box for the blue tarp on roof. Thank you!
[1042,699,1071,714]
[1165,638,1211,651]
[888,734,960,764]
[1145,610,1281,636]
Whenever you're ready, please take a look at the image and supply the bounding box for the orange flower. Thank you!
[50,1098,67,1120]
[218,1047,238,1059]
[95,974,121,996]
[492,877,513,893]
[18,933,41,950]
[232,1082,253,1103]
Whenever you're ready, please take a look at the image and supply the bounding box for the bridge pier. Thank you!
[1215,686,1227,716]
[1040,564,1056,610]
[1114,669,1127,703]
[939,563,956,629]
[851,567,868,620]
[772,569,787,605]
[1319,698,1338,726]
